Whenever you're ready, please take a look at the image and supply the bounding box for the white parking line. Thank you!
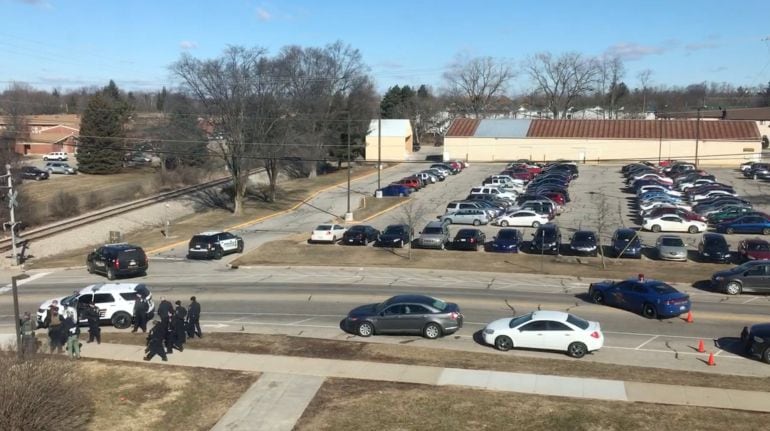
[288,317,317,325]
[742,297,759,304]
[634,335,659,350]
[0,272,50,295]
[605,330,709,340]
[604,345,742,359]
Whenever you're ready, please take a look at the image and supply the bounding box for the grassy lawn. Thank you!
[352,196,409,222]
[101,332,770,393]
[83,360,255,430]
[295,379,770,431]
[230,237,724,284]
[26,166,380,269]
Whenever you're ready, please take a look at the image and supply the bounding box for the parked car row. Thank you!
[375,161,467,197]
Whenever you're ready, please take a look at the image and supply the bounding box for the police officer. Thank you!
[157,297,174,354]
[187,296,202,338]
[131,294,149,333]
[62,310,80,360]
[19,312,37,355]
[144,321,168,362]
[172,300,187,351]
[44,301,64,354]
[85,303,101,344]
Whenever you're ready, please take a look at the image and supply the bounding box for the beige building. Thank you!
[444,119,761,166]
[364,119,412,161]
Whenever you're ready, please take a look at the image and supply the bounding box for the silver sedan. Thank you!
[655,235,688,261]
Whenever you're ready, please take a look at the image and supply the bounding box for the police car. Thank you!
[187,231,245,260]
[37,283,155,330]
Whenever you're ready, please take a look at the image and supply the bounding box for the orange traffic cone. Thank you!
[685,311,694,323]
[707,352,716,366]
[697,339,705,353]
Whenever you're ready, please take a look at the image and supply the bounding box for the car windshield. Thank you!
[535,229,556,242]
[647,282,678,294]
[423,227,443,234]
[431,298,447,311]
[347,226,365,233]
[457,229,476,238]
[60,294,78,306]
[566,314,589,330]
[748,242,770,251]
[573,232,595,241]
[385,226,405,234]
[316,225,332,230]
[705,237,726,247]
[509,313,533,328]
[616,231,637,241]
[660,237,684,247]
[497,230,519,240]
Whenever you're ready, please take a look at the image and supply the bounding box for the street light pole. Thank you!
[11,274,29,359]
[695,107,702,168]
[377,113,381,190]
[346,111,352,219]
[657,112,662,164]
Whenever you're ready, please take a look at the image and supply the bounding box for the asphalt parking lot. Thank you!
[365,162,770,262]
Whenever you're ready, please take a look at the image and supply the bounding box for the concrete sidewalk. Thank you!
[79,342,770,416]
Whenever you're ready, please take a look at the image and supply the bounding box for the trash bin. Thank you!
[375,190,383,198]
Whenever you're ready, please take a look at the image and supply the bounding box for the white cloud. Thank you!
[604,42,667,61]
[179,40,198,50]
[256,7,272,21]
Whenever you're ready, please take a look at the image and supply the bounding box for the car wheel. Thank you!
[532,221,540,228]
[214,248,223,260]
[445,219,453,225]
[688,225,699,234]
[500,220,509,227]
[111,312,132,329]
[567,342,588,358]
[86,262,94,274]
[106,267,116,280]
[651,225,661,233]
[642,303,657,319]
[439,242,445,250]
[473,219,481,226]
[764,228,770,236]
[591,290,604,304]
[725,281,742,295]
[763,347,770,364]
[423,322,442,339]
[237,242,244,253]
[494,335,513,351]
[726,227,735,234]
[357,321,374,337]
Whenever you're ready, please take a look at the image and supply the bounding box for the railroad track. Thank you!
[0,169,264,252]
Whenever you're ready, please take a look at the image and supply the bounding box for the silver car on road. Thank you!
[655,235,688,261]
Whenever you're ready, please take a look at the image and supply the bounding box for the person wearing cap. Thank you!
[44,301,64,354]
[85,303,101,344]
[172,300,187,351]
[19,312,37,355]
[131,294,149,333]
[144,320,168,362]
[186,296,202,339]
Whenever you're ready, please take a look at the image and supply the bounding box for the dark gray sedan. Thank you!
[343,294,463,339]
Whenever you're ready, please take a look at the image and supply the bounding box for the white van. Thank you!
[43,152,68,161]
[469,186,517,200]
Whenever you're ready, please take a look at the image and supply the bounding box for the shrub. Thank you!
[84,192,105,211]
[0,351,94,430]
[48,191,80,219]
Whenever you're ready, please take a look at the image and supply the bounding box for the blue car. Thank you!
[377,184,411,197]
[588,277,691,319]
[716,215,770,235]
[488,228,522,253]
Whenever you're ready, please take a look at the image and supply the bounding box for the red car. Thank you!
[738,239,770,262]
[449,161,464,171]
[543,192,566,207]
[511,163,542,175]
[394,177,421,191]
[501,169,534,182]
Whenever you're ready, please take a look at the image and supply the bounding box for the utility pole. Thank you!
[345,111,352,221]
[695,107,702,168]
[3,164,20,265]
[377,113,382,190]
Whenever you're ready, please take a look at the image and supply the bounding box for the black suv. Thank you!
[187,231,245,260]
[530,223,562,255]
[86,243,148,280]
[698,233,731,263]
[741,323,770,364]
[376,224,412,248]
[20,166,49,181]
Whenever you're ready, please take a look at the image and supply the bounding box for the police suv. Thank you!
[187,231,245,260]
[37,283,155,329]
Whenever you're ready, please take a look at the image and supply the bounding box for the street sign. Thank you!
[8,190,17,209]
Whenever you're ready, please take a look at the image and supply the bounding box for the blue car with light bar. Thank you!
[488,228,522,253]
[588,276,691,319]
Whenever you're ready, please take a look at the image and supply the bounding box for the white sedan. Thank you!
[482,310,603,358]
[642,214,707,233]
[310,224,346,243]
[493,210,549,228]
[689,189,737,202]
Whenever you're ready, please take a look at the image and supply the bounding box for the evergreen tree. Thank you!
[76,93,124,174]
[157,87,168,112]
[380,85,402,118]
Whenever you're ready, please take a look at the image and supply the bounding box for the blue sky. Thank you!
[1,0,769,94]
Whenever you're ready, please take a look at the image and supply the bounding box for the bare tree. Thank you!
[443,55,515,118]
[399,200,425,260]
[171,46,280,215]
[524,52,599,118]
[602,56,626,118]
[637,69,653,114]
[594,193,610,269]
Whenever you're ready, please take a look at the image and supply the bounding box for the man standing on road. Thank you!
[85,303,101,344]
[157,297,174,354]
[131,294,149,333]
[186,296,202,339]
[172,300,187,351]
[44,301,63,354]
[19,312,37,355]
[62,309,80,359]
[144,321,168,362]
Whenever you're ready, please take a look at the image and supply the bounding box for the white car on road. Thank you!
[482,310,603,358]
[493,210,549,228]
[310,224,346,243]
[642,214,707,233]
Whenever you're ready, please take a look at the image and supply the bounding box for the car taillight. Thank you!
[590,331,601,339]
[114,260,119,269]
[469,238,475,243]
[449,312,459,320]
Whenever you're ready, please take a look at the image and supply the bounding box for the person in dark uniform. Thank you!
[144,321,168,362]
[44,301,64,354]
[186,296,202,338]
[172,300,187,351]
[131,294,149,333]
[156,297,174,353]
[85,303,101,344]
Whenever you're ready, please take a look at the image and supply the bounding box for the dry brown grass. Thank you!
[296,379,770,431]
[231,237,721,284]
[81,360,256,431]
[102,332,770,393]
[352,196,409,222]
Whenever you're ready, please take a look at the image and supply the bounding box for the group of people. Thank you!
[36,298,101,360]
[143,296,202,362]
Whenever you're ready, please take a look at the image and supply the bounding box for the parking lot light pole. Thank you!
[695,107,702,168]
[346,111,352,220]
[377,113,381,190]
[12,273,30,359]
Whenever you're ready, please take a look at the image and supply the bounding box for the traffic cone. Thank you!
[697,339,705,353]
[707,352,716,366]
[685,311,693,323]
